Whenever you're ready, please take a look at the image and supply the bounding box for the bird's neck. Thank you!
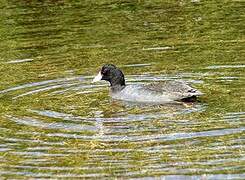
[110,80,126,92]
[109,76,125,91]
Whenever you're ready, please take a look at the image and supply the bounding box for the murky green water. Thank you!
[0,0,244,179]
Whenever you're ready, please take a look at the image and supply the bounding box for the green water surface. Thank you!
[0,0,244,178]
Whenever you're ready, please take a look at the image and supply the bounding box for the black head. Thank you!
[93,64,126,88]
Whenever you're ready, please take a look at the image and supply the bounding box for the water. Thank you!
[0,0,244,179]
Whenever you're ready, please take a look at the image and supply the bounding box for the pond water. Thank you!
[0,0,244,179]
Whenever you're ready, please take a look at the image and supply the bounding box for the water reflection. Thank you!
[0,68,244,178]
[0,0,244,178]
[6,58,34,64]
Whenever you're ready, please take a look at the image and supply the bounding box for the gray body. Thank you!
[111,81,203,103]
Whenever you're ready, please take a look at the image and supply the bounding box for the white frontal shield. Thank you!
[92,71,102,83]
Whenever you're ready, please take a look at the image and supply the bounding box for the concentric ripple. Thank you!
[0,0,244,178]
[0,71,244,178]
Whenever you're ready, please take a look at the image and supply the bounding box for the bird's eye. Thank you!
[101,69,108,75]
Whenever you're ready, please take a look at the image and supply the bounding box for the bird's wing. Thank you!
[142,81,202,99]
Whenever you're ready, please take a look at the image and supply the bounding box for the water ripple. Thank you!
[6,115,97,132]
[0,60,244,178]
[206,64,245,69]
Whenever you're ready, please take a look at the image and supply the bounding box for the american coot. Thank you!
[92,64,203,103]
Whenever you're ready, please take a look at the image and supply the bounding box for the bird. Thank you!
[92,64,203,104]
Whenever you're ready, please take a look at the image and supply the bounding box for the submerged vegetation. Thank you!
[0,0,244,178]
